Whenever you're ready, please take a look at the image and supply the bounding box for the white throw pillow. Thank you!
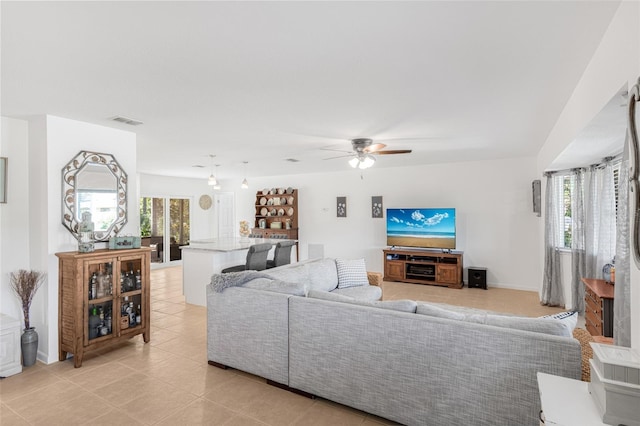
[336,258,369,289]
[539,311,578,335]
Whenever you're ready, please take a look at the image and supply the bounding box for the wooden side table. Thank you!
[537,372,605,425]
[581,278,614,338]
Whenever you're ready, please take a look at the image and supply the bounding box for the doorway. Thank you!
[140,197,191,264]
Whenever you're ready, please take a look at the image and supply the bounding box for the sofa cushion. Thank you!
[263,263,310,284]
[331,285,382,301]
[307,289,355,302]
[306,258,339,292]
[308,290,415,313]
[416,302,572,337]
[336,258,369,289]
[243,278,306,296]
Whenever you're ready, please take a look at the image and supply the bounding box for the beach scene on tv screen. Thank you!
[387,208,456,249]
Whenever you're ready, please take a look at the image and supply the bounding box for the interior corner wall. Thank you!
[236,156,540,291]
[536,0,640,348]
[0,117,30,323]
[27,115,138,364]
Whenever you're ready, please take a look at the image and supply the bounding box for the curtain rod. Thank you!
[543,153,623,177]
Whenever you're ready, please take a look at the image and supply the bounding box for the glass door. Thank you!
[169,198,190,261]
[140,197,190,264]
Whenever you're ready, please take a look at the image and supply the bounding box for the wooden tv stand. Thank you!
[383,248,463,289]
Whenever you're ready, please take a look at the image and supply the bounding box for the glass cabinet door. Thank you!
[118,256,143,333]
[85,260,114,342]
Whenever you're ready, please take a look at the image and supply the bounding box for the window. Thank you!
[558,160,620,249]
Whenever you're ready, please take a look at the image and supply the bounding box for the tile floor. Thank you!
[1,266,572,425]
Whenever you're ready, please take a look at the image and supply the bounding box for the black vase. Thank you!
[21,327,38,367]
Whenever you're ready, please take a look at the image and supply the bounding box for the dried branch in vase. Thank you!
[10,269,46,329]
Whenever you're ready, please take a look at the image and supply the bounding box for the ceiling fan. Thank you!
[323,138,412,169]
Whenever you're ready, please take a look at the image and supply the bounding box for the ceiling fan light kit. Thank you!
[325,138,412,170]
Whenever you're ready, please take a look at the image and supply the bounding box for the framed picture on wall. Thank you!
[337,196,347,218]
[372,196,383,218]
[0,157,6,204]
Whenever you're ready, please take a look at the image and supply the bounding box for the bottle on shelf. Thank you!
[128,302,136,327]
[135,270,142,290]
[96,270,105,299]
[89,273,97,300]
[88,307,100,340]
[136,304,141,325]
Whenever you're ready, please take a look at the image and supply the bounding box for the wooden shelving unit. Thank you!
[56,247,151,367]
[383,248,463,289]
[251,188,299,256]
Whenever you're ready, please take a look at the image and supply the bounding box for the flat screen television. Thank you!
[386,208,456,250]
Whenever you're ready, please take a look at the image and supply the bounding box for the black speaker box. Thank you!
[468,267,487,289]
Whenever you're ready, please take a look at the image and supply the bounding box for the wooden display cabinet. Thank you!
[383,248,463,289]
[56,247,151,367]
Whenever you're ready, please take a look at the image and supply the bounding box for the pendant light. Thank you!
[213,164,221,190]
[207,154,217,186]
[241,161,249,189]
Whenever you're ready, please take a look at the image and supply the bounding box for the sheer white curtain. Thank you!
[571,170,586,313]
[584,161,617,279]
[542,173,565,307]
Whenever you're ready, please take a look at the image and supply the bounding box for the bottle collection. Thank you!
[120,263,142,293]
[120,296,142,330]
[88,264,113,300]
[87,262,143,339]
[88,304,112,339]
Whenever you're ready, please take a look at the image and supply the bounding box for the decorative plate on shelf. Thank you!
[270,208,277,216]
[261,207,268,216]
[286,187,293,194]
[278,208,285,216]
[260,197,267,205]
[277,188,285,195]
[287,196,294,205]
[281,197,287,205]
[262,188,269,195]
[287,208,294,216]
[199,194,213,210]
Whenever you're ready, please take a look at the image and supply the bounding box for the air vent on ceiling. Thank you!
[111,116,144,126]
[285,158,300,162]
[192,165,206,168]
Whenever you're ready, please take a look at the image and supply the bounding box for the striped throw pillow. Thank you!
[336,258,369,289]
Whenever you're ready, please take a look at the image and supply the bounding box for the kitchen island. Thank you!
[180,238,297,306]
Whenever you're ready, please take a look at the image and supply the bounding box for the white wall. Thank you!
[537,1,640,348]
[138,173,217,242]
[236,156,541,291]
[0,115,140,364]
[0,117,31,324]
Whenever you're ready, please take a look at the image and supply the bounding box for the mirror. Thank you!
[62,151,127,241]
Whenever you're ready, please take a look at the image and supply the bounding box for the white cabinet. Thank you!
[0,314,22,377]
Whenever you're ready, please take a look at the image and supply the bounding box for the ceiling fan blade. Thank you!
[323,154,354,160]
[371,150,413,155]
[319,147,352,154]
[363,143,387,153]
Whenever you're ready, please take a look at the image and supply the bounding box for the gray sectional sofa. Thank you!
[206,258,581,426]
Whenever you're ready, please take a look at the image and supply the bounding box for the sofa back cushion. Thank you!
[416,302,571,337]
[306,258,339,292]
[243,277,307,296]
[308,290,417,313]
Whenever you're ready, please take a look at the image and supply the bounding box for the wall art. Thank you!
[372,196,383,218]
[337,196,347,218]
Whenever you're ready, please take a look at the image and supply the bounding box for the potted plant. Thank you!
[10,269,45,366]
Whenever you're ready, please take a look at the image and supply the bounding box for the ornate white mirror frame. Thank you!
[62,151,127,241]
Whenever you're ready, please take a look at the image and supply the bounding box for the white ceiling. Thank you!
[1,1,625,181]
